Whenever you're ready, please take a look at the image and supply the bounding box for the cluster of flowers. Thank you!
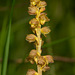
[26,0,54,75]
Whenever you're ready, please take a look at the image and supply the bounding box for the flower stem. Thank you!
[36,26,42,75]
[35,7,42,75]
[37,65,42,75]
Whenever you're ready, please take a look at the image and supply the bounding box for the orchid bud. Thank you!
[26,34,36,43]
[44,55,54,64]
[41,27,51,35]
[39,13,50,25]
[37,56,45,66]
[25,50,40,64]
[42,66,50,72]
[29,18,39,28]
[26,69,38,75]
[29,50,37,58]
[25,57,35,64]
[37,1,47,8]
[28,6,38,15]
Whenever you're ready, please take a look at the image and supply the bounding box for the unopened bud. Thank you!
[29,18,39,28]
[41,27,51,35]
[37,1,47,7]
[44,55,54,64]
[39,13,50,25]
[25,50,41,64]
[28,6,38,15]
[29,50,37,58]
[26,69,38,75]
[26,34,36,43]
[37,56,45,66]
[25,56,34,64]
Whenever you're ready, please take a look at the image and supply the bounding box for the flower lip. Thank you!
[42,66,50,72]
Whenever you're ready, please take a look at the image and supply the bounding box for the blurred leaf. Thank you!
[1,0,15,75]
[11,53,28,75]
[0,0,10,57]
[0,14,8,56]
[12,16,33,32]
[43,36,75,48]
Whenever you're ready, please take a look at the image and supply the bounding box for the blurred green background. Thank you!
[0,0,75,75]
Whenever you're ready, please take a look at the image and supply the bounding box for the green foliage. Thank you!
[43,36,75,48]
[1,0,15,75]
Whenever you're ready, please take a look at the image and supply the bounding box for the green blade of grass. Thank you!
[0,14,8,57]
[1,0,15,75]
[0,0,9,57]
[43,36,75,48]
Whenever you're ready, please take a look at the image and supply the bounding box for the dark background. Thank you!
[0,0,75,75]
